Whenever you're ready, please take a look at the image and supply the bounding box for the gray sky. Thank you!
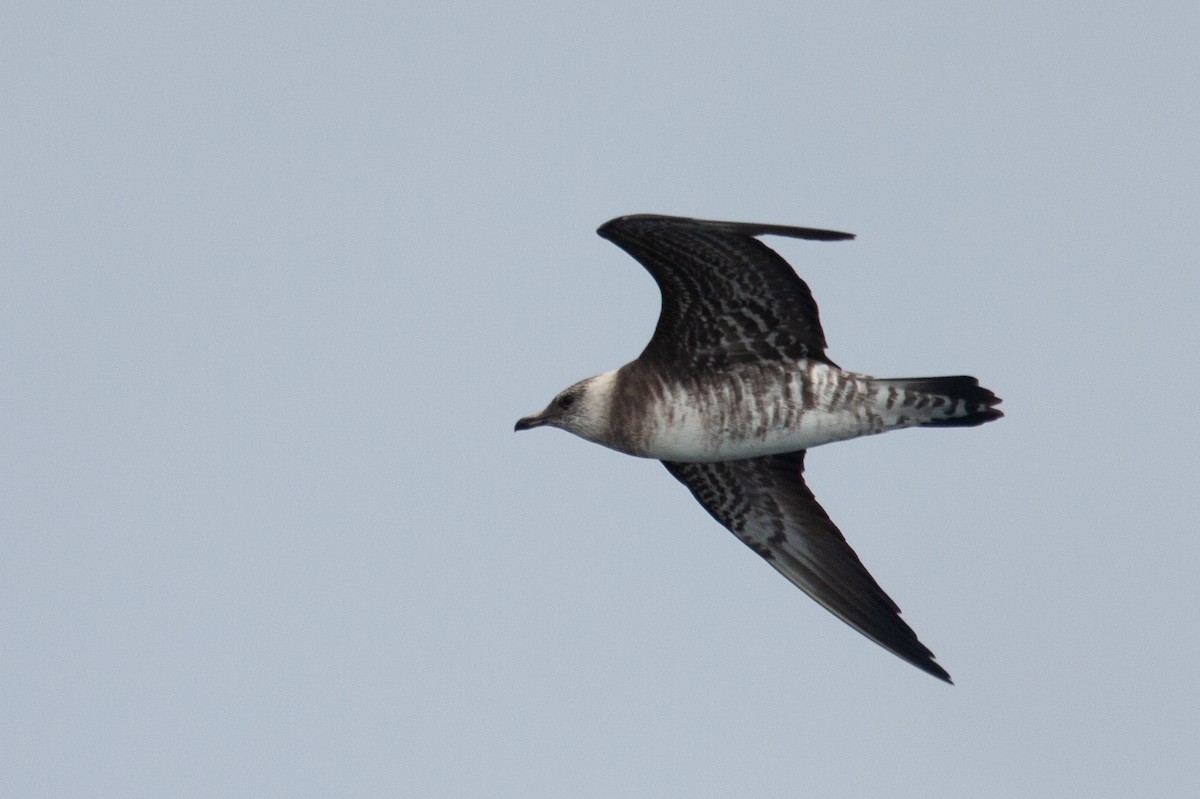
[4,2,1198,796]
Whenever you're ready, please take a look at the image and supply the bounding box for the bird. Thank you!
[515,214,1002,682]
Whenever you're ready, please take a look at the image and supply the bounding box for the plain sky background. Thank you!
[3,2,1198,797]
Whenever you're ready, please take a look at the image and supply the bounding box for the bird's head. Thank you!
[514,371,616,444]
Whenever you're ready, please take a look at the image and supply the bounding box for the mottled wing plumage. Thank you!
[597,214,854,372]
[662,451,952,683]
[515,214,1000,680]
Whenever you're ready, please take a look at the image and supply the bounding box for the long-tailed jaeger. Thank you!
[515,214,1002,682]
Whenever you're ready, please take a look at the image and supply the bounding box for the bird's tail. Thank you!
[875,376,1003,428]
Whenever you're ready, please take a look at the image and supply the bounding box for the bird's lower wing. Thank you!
[662,452,951,682]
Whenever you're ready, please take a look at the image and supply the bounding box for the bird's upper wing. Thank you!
[662,451,951,682]
[597,214,853,372]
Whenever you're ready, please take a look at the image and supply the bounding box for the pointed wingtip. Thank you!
[925,661,954,685]
[597,214,855,243]
[885,636,953,684]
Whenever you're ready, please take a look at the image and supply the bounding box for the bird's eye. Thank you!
[557,394,576,410]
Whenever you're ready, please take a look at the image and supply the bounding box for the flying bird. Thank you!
[515,214,1002,682]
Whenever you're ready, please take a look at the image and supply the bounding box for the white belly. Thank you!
[630,361,885,462]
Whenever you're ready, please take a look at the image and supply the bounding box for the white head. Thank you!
[514,370,617,446]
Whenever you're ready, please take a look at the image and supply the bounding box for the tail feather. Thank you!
[878,376,1003,428]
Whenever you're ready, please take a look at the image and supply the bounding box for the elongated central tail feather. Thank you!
[876,376,1003,428]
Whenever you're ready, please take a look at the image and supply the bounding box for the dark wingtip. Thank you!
[883,634,954,683]
[924,660,954,684]
[598,214,855,242]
